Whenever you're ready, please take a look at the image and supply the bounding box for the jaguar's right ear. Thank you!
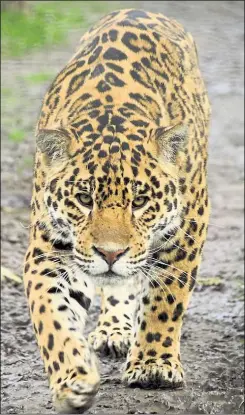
[36,128,71,164]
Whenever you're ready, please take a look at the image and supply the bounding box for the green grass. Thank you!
[1,1,83,57]
[1,1,118,58]
[24,72,54,84]
[1,87,13,96]
[9,129,25,142]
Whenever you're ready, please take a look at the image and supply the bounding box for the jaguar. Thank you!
[23,8,211,413]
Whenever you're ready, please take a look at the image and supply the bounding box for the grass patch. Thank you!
[1,1,118,58]
[9,129,25,142]
[2,1,83,57]
[197,276,223,287]
[24,72,54,84]
[1,87,13,96]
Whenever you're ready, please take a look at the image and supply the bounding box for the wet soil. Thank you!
[1,1,244,414]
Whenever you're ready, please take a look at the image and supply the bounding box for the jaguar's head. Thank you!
[37,121,187,285]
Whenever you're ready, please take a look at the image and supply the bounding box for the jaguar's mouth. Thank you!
[95,270,119,279]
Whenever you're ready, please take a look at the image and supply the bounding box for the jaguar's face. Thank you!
[42,125,185,285]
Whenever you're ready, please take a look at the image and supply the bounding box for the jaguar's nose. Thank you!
[93,246,129,266]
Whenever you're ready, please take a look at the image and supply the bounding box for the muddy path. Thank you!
[1,1,244,414]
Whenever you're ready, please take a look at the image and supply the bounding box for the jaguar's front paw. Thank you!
[52,364,100,414]
[122,356,184,389]
[88,327,131,358]
[49,340,100,414]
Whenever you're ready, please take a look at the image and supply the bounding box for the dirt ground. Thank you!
[1,1,244,414]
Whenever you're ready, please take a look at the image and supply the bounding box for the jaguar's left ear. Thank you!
[36,128,71,165]
[154,123,188,163]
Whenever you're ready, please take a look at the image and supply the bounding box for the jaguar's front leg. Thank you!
[123,219,208,389]
[89,280,141,357]
[23,235,100,413]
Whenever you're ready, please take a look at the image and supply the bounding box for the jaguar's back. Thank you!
[39,9,210,136]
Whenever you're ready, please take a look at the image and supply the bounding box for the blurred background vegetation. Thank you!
[1,0,120,58]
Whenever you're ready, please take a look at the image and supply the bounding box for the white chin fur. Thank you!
[90,273,135,287]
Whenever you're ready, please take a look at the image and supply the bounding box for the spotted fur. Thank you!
[23,9,210,413]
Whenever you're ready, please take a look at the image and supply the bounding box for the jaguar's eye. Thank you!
[76,193,93,209]
[132,196,149,210]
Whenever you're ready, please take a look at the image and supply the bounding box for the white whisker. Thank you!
[140,266,175,302]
